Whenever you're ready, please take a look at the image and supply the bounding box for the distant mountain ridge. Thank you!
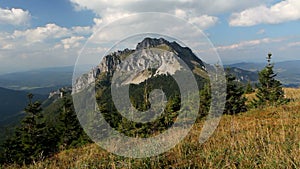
[0,87,46,121]
[227,67,258,83]
[227,60,300,87]
[0,87,47,144]
[0,65,91,94]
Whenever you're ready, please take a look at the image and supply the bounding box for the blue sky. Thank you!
[0,0,299,74]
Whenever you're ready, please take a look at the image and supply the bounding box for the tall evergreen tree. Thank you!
[198,68,247,116]
[251,53,289,107]
[199,84,211,117]
[57,94,90,150]
[224,71,247,115]
[245,81,254,94]
[3,94,48,164]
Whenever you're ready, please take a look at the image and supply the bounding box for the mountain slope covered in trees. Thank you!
[0,38,295,168]
[4,88,299,168]
[0,87,47,144]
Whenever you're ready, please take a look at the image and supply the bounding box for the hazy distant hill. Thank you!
[0,65,90,94]
[0,87,45,123]
[0,87,47,143]
[228,60,300,87]
[226,67,258,83]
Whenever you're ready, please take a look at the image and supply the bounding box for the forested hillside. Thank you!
[0,39,298,168]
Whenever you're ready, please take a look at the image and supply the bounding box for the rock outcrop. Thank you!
[72,37,206,93]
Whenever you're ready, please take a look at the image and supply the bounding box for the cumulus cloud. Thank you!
[0,23,92,55]
[188,15,219,30]
[217,38,283,51]
[69,0,270,30]
[173,9,218,29]
[0,23,93,73]
[72,26,92,35]
[70,0,268,15]
[230,0,300,26]
[60,36,85,49]
[174,9,188,19]
[0,8,31,26]
[12,24,70,44]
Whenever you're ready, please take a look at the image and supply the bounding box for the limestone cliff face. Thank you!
[72,37,206,93]
[98,48,134,74]
[136,37,170,50]
[116,48,184,85]
[72,49,133,93]
[72,68,99,94]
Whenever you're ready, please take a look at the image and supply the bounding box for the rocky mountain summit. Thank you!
[136,37,170,50]
[73,38,207,93]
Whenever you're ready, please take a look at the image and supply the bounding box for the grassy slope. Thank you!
[4,88,300,169]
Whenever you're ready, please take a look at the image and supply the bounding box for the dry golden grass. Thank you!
[284,88,300,101]
[4,88,300,169]
[246,87,300,104]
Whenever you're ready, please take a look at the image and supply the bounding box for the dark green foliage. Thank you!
[3,94,49,164]
[229,60,300,87]
[56,95,91,150]
[0,87,47,146]
[251,53,289,108]
[199,70,247,116]
[94,73,183,138]
[199,84,211,117]
[129,74,181,112]
[244,81,254,94]
[1,93,91,165]
[224,72,247,115]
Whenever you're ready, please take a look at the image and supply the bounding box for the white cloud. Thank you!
[230,0,300,26]
[10,24,92,45]
[287,41,300,47]
[70,0,268,15]
[188,15,219,30]
[69,0,270,30]
[72,26,92,35]
[1,23,91,52]
[0,23,93,73]
[173,9,218,29]
[12,24,70,44]
[93,18,103,26]
[174,9,187,19]
[0,32,14,50]
[0,8,31,26]
[217,38,283,51]
[60,36,85,49]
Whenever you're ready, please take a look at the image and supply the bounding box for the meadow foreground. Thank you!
[4,88,299,169]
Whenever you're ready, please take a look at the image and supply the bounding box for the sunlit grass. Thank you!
[4,88,300,169]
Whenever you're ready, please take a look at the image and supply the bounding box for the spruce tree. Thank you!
[245,81,254,94]
[199,84,211,117]
[3,94,48,164]
[198,69,247,116]
[224,71,247,115]
[57,94,90,150]
[251,53,289,107]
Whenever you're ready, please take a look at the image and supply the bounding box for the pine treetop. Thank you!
[251,53,289,107]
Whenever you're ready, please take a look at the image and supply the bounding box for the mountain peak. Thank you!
[136,37,170,50]
[73,37,206,93]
